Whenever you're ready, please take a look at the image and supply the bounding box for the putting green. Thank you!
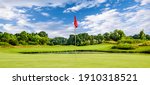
[0,45,150,68]
[0,52,150,68]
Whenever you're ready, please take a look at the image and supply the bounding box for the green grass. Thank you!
[0,44,150,68]
[0,53,150,68]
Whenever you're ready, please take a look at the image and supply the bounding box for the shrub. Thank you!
[141,41,150,46]
[0,42,11,46]
[9,39,19,45]
[112,43,138,50]
[19,40,28,45]
[28,41,39,45]
[118,39,144,44]
[104,41,117,44]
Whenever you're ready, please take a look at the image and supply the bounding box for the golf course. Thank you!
[0,44,150,68]
[0,0,150,68]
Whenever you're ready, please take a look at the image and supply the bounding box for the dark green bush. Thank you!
[9,39,18,45]
[112,43,138,50]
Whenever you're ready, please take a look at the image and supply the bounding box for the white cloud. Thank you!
[0,20,74,38]
[105,4,110,7]
[28,21,74,38]
[0,0,74,8]
[0,24,28,33]
[64,0,106,13]
[0,0,76,20]
[81,9,150,35]
[0,0,149,38]
[123,5,139,10]
[0,0,78,37]
[0,7,17,20]
[41,12,49,17]
[135,0,150,5]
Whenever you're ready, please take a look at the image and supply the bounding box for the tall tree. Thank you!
[96,34,104,44]
[52,37,67,45]
[103,32,110,41]
[132,34,139,39]
[110,29,125,41]
[146,34,150,40]
[139,30,146,40]
[1,32,11,42]
[38,31,48,37]
[0,32,3,41]
[19,31,29,42]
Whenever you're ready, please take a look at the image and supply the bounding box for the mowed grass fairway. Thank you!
[0,44,150,68]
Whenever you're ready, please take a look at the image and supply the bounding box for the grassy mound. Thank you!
[112,43,138,50]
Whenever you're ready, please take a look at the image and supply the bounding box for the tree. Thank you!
[47,38,53,45]
[19,31,29,42]
[78,33,90,46]
[67,35,81,46]
[39,37,49,45]
[0,32,3,41]
[146,34,150,40]
[103,32,110,41]
[38,31,48,37]
[30,34,41,45]
[132,34,139,39]
[1,32,11,42]
[8,34,18,45]
[139,30,146,40]
[51,37,67,45]
[96,34,104,44]
[0,29,149,46]
[110,29,125,41]
[67,35,75,45]
[89,35,95,45]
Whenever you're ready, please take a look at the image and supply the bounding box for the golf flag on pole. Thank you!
[74,16,78,28]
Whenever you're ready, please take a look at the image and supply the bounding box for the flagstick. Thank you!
[74,27,76,54]
[75,28,76,46]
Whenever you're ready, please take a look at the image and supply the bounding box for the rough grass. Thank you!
[0,44,113,53]
[1,44,150,53]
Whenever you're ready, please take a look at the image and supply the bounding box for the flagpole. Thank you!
[75,28,76,46]
[74,27,76,54]
[74,16,78,53]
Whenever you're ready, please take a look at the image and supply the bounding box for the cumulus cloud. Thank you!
[81,9,150,35]
[64,0,106,13]
[0,7,17,20]
[25,21,74,38]
[0,0,75,20]
[0,0,74,8]
[0,0,76,20]
[0,0,149,38]
[0,20,74,38]
[135,0,150,5]
[0,0,77,37]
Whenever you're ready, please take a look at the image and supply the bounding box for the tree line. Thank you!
[0,30,150,46]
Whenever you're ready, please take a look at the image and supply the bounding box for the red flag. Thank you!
[74,16,78,28]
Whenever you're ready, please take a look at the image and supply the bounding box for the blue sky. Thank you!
[0,0,150,38]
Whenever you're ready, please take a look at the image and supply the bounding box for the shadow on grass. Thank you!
[19,50,150,54]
